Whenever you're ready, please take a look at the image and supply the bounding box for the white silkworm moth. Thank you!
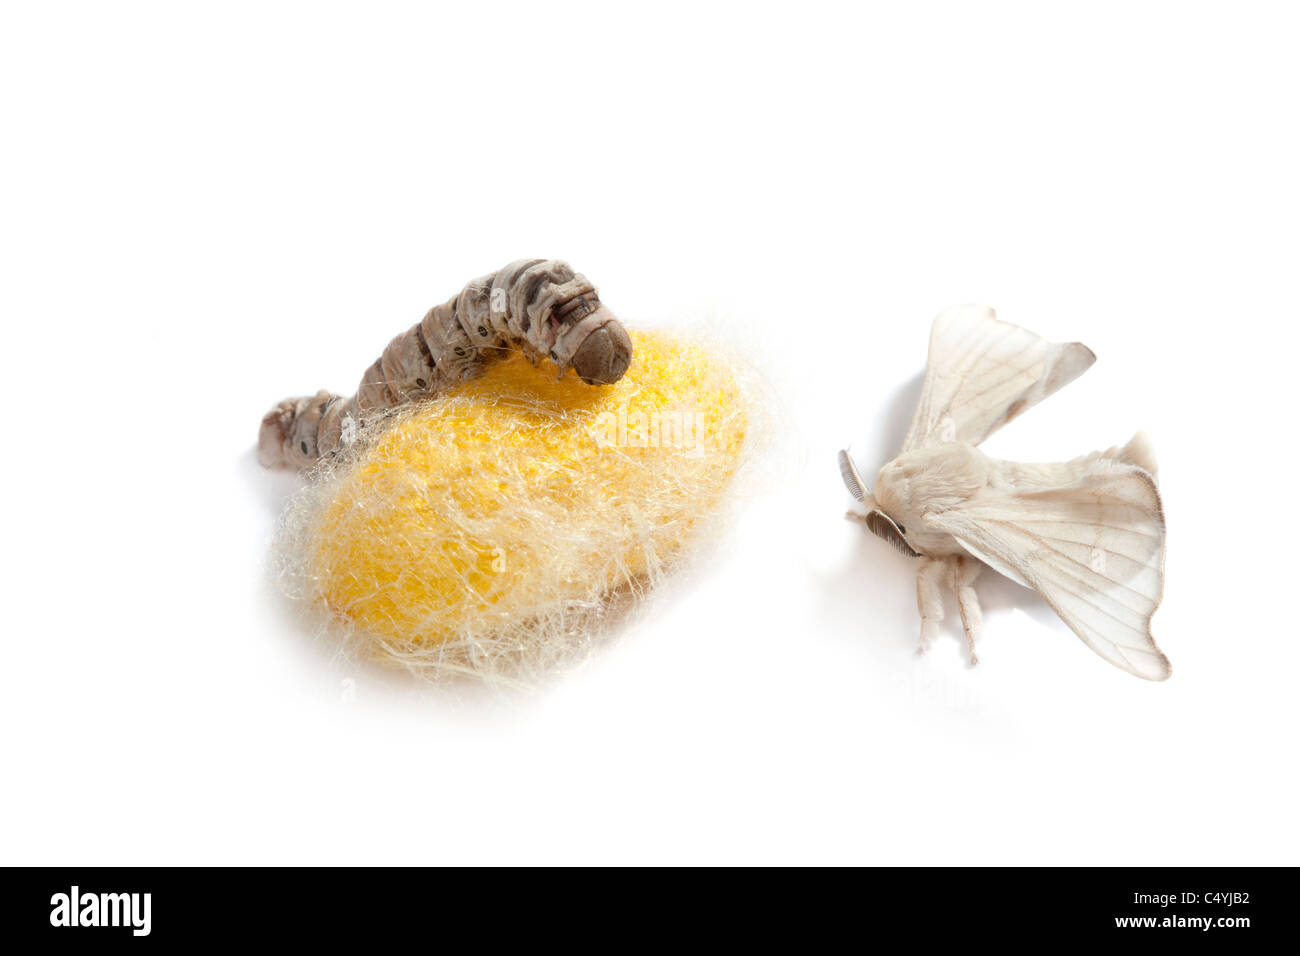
[839,306,1170,680]
[258,258,633,469]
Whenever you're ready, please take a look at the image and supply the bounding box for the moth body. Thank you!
[840,306,1170,681]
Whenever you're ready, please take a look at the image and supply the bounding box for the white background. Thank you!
[3,1,1297,865]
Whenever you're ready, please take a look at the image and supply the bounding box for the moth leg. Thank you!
[915,558,946,655]
[950,555,983,665]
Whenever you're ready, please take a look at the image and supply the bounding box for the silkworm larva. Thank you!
[257,259,633,469]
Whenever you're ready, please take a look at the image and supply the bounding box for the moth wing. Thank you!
[925,460,1170,680]
[903,306,1097,451]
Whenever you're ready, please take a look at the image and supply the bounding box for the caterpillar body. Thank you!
[258,259,633,469]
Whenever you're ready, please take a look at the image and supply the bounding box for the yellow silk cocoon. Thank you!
[299,330,748,680]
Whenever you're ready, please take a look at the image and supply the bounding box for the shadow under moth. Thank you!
[258,258,633,469]
[839,306,1169,680]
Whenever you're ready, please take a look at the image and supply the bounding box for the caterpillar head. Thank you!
[568,310,633,385]
[548,303,633,386]
[545,275,633,385]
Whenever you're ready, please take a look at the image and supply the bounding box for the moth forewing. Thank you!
[902,305,1097,453]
